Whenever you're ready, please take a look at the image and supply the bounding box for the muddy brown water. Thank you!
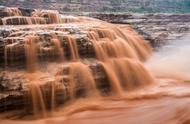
[1,8,190,124]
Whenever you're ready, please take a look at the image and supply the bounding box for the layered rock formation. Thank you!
[2,6,190,116]
[1,0,190,13]
[1,6,189,48]
[0,7,153,115]
[90,13,190,47]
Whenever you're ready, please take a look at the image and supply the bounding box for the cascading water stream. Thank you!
[0,8,155,120]
[1,6,190,124]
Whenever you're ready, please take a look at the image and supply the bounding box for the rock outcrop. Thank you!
[1,0,190,13]
[90,13,190,47]
[0,7,153,114]
[1,6,190,47]
[0,63,108,112]
[1,7,190,114]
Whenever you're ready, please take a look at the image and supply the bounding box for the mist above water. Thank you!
[146,35,190,80]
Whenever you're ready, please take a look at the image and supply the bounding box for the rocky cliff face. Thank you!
[0,0,190,13]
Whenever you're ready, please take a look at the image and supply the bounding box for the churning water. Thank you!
[147,35,190,80]
[1,7,190,124]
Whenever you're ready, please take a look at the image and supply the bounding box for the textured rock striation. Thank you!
[0,7,154,114]
[89,13,190,47]
[1,0,190,13]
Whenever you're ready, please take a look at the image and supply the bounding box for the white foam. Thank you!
[146,35,190,80]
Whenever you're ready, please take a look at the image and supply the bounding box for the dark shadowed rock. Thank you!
[18,7,35,16]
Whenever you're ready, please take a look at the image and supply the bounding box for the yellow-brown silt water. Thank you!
[1,9,190,124]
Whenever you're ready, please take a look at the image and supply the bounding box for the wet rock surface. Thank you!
[0,6,34,18]
[0,72,26,112]
[1,6,189,47]
[0,7,152,114]
[0,26,100,112]
[90,13,190,47]
[0,63,109,112]
[0,6,61,25]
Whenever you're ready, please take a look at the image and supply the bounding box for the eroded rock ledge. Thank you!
[1,6,189,47]
[89,13,190,47]
[0,6,154,114]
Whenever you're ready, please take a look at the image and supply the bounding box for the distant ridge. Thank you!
[0,0,190,13]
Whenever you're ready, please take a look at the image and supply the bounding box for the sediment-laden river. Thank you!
[0,7,190,124]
